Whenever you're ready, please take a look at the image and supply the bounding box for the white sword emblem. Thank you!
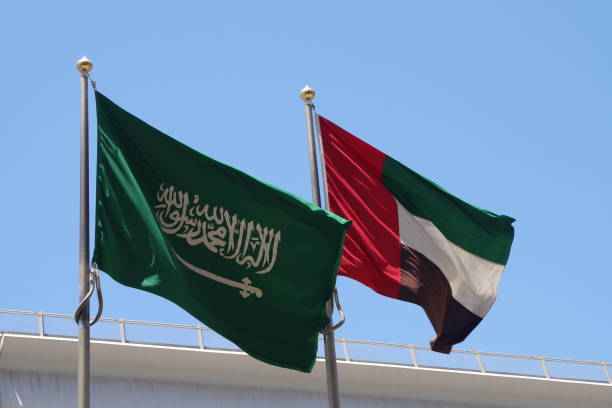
[173,251,263,299]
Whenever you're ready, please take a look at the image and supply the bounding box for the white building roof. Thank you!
[1,332,610,408]
[0,310,610,408]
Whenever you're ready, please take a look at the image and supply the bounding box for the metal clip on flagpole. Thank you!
[300,85,342,408]
[76,56,93,408]
[320,289,345,334]
[74,263,103,326]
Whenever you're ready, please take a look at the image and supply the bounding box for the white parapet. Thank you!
[0,333,610,408]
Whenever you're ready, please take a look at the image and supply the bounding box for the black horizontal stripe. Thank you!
[399,243,482,353]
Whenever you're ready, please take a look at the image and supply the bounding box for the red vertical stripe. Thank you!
[319,116,401,298]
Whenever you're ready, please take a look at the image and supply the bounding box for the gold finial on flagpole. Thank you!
[300,85,315,102]
[76,56,93,73]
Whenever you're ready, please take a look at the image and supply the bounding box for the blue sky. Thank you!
[1,1,611,370]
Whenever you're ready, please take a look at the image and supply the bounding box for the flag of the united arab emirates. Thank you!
[318,115,515,353]
[92,92,350,372]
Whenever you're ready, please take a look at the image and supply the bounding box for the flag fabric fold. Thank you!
[318,115,515,353]
[92,92,350,372]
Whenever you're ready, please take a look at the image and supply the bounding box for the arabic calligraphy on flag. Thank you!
[155,183,282,275]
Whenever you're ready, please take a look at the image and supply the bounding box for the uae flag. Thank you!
[318,115,515,353]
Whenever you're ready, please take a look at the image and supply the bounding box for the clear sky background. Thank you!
[1,1,611,371]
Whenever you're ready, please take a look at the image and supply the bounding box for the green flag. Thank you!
[92,92,350,372]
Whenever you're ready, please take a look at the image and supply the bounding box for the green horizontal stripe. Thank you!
[382,156,515,265]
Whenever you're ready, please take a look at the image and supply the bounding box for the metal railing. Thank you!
[1,309,610,384]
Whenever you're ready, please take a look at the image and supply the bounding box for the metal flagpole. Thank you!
[300,85,341,408]
[76,56,93,408]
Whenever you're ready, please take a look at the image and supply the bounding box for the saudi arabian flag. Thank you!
[318,115,515,353]
[92,92,350,372]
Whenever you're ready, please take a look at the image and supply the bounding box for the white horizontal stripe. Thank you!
[396,200,504,318]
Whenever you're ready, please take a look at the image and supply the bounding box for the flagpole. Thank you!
[300,86,341,408]
[76,56,93,408]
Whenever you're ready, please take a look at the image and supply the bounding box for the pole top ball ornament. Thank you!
[300,85,315,102]
[76,56,93,73]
